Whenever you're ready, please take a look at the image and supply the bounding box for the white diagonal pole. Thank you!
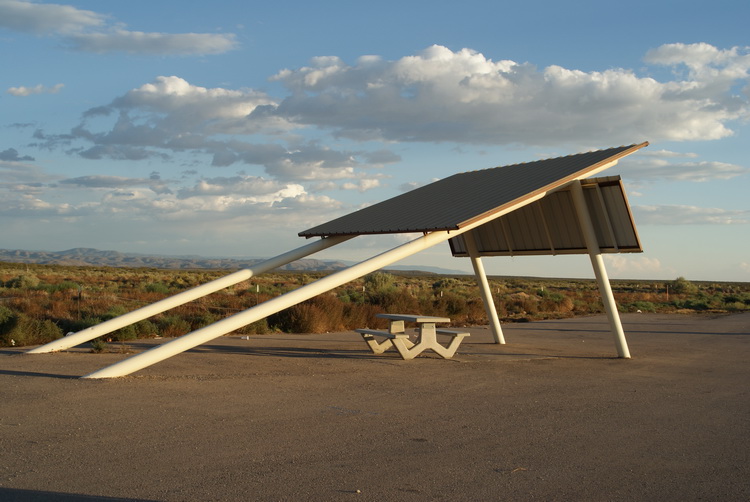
[463,231,505,344]
[27,236,352,354]
[570,180,631,358]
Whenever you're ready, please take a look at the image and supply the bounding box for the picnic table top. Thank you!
[376,313,451,323]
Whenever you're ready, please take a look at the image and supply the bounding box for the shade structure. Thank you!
[299,143,648,238]
[29,142,648,378]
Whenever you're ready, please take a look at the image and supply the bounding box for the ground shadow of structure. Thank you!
[0,487,158,502]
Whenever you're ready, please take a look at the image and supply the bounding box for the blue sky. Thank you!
[1,0,748,281]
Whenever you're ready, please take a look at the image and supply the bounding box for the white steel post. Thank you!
[570,180,631,358]
[463,231,505,344]
[27,236,352,354]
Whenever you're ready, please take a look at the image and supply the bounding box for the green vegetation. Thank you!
[1,262,748,347]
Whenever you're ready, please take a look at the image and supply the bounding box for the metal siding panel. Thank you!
[602,185,640,249]
[583,186,610,249]
[447,175,643,258]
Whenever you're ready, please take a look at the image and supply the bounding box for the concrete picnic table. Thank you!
[355,313,470,360]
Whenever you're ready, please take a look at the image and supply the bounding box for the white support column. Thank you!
[463,231,505,344]
[27,235,352,354]
[83,230,462,379]
[570,180,631,358]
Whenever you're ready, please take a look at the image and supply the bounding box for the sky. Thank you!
[1,0,749,282]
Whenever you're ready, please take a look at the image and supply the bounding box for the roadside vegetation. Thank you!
[1,262,748,347]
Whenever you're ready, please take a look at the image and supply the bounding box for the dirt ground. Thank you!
[1,312,749,501]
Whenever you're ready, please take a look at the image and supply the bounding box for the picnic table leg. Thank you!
[390,337,425,360]
[430,332,470,358]
[360,328,415,355]
[416,322,469,359]
[361,334,393,354]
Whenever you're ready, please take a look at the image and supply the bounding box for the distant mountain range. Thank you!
[0,247,465,275]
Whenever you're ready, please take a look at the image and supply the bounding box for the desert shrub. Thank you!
[677,298,711,311]
[90,338,108,353]
[670,277,698,295]
[236,318,270,335]
[36,281,80,294]
[5,273,41,289]
[144,282,171,294]
[625,301,657,313]
[433,291,467,317]
[157,315,192,338]
[464,298,489,324]
[364,272,395,293]
[384,289,421,313]
[0,305,62,346]
[271,294,347,334]
[338,289,364,304]
[432,278,460,291]
[725,301,747,312]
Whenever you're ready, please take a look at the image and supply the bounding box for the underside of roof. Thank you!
[299,143,648,238]
[449,175,642,257]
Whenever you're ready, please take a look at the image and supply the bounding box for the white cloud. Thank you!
[91,76,287,135]
[0,0,236,56]
[7,83,64,96]
[17,43,750,243]
[176,176,303,201]
[39,43,750,188]
[341,178,381,192]
[645,43,750,81]
[620,150,749,182]
[270,43,750,145]
[604,255,669,278]
[0,0,104,35]
[66,30,237,56]
[45,76,381,183]
[633,204,750,225]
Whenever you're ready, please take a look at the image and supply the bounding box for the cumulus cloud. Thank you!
[0,0,236,55]
[633,204,750,225]
[620,150,749,182]
[7,83,64,96]
[270,43,750,145]
[39,75,387,183]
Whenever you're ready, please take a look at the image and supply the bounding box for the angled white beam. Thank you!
[84,192,548,379]
[27,236,352,354]
[463,231,504,344]
[570,180,631,358]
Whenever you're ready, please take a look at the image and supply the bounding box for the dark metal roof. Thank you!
[299,143,648,238]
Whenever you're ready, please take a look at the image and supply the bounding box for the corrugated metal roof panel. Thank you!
[299,143,647,237]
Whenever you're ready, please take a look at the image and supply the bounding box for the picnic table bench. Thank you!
[355,314,469,360]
